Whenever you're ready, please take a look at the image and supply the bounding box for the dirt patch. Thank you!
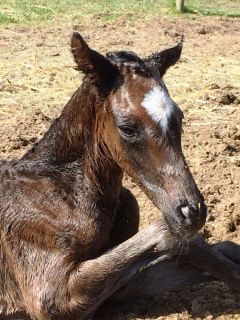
[0,15,240,319]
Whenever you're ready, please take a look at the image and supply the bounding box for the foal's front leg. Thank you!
[109,236,240,304]
[185,235,240,290]
[66,220,177,319]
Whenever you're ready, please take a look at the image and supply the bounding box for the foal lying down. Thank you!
[0,33,240,320]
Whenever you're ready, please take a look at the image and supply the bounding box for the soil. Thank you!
[0,15,240,320]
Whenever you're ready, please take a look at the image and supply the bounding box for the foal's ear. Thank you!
[144,36,184,77]
[71,32,117,82]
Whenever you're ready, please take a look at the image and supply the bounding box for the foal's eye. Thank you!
[118,125,139,138]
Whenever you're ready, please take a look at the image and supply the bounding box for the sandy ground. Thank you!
[0,14,240,320]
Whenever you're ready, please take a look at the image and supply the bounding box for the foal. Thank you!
[0,33,240,320]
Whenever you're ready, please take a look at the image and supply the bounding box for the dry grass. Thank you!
[0,15,239,158]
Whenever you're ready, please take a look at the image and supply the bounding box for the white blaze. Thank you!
[141,86,175,131]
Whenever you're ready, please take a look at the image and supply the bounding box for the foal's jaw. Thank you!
[112,133,207,237]
[138,158,207,237]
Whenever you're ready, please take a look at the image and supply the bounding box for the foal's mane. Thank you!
[106,51,152,76]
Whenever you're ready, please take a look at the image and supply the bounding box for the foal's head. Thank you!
[71,32,206,237]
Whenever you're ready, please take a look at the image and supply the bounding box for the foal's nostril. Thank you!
[174,199,206,233]
[178,201,200,222]
[180,205,190,219]
[179,199,192,219]
[171,200,206,234]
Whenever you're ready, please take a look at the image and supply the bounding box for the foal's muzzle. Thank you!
[177,200,207,231]
[166,199,207,237]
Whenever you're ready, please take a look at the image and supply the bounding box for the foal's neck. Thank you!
[22,81,123,196]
